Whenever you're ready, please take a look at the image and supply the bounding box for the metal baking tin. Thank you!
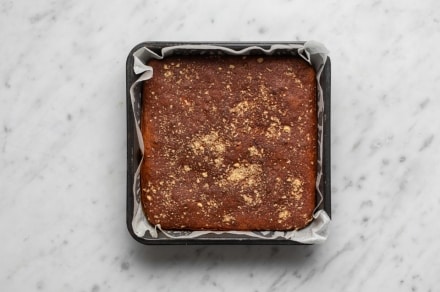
[126,42,331,245]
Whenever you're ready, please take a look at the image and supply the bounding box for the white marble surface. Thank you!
[1,0,439,291]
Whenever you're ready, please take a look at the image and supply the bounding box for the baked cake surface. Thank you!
[141,54,317,231]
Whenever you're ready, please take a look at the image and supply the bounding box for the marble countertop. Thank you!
[1,0,439,291]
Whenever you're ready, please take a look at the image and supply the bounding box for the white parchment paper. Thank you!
[129,42,330,243]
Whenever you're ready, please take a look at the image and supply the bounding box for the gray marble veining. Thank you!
[1,0,439,291]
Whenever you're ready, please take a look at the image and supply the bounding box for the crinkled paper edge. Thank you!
[129,42,330,243]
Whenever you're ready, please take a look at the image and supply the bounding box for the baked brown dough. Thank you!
[141,54,317,231]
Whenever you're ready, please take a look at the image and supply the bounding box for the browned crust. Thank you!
[141,54,317,231]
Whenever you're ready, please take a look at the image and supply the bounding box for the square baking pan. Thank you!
[126,42,331,245]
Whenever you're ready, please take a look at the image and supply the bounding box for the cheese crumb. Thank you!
[248,146,262,157]
[222,214,235,223]
[278,210,291,220]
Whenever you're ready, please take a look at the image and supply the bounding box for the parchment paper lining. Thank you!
[130,42,330,243]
